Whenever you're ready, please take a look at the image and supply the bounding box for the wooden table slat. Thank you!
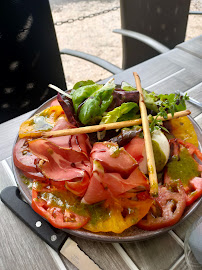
[176,35,202,59]
[122,233,184,270]
[164,48,202,77]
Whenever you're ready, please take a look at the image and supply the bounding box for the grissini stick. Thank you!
[133,72,158,197]
[22,109,190,138]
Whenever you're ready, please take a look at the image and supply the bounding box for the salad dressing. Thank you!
[167,148,200,185]
[40,189,110,225]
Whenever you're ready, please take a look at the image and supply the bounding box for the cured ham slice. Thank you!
[82,160,149,204]
[48,117,92,156]
[81,161,108,204]
[50,99,60,107]
[48,135,91,156]
[65,171,91,197]
[29,139,91,196]
[83,142,149,204]
[91,142,137,177]
[52,117,72,130]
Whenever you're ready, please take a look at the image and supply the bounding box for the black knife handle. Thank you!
[0,186,68,252]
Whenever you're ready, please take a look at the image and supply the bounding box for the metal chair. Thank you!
[115,0,192,69]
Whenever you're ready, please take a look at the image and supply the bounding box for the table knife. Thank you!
[0,186,101,270]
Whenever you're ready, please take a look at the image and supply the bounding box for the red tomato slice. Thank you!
[186,177,202,206]
[137,184,186,231]
[177,139,202,161]
[32,181,89,229]
[13,139,38,172]
[124,136,145,163]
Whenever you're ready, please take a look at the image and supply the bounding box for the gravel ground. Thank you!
[49,0,202,89]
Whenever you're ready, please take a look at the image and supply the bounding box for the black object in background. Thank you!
[0,0,66,123]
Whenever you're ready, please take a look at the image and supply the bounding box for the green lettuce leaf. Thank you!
[78,79,115,125]
[100,102,139,124]
[73,80,95,90]
[72,83,103,113]
[121,81,137,91]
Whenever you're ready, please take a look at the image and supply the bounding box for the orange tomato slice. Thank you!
[19,106,64,138]
[168,116,198,147]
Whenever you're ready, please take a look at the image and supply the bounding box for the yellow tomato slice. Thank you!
[83,198,153,234]
[19,106,64,138]
[169,116,198,147]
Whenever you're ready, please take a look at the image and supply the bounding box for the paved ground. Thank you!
[49,0,202,89]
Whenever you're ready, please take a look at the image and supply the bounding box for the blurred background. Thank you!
[49,0,202,89]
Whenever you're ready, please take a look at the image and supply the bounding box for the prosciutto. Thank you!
[90,142,137,177]
[48,117,92,155]
[29,139,91,196]
[82,142,149,204]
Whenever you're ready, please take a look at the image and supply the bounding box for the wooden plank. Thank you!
[109,55,183,87]
[0,161,65,270]
[176,35,202,59]
[164,48,202,77]
[146,69,202,94]
[122,233,183,270]
[169,255,189,270]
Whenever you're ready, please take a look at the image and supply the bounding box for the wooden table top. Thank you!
[0,35,202,270]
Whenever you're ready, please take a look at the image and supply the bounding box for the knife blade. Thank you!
[0,186,101,270]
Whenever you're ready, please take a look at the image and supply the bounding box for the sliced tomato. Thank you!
[177,139,202,161]
[32,180,89,229]
[84,191,153,234]
[186,177,202,206]
[167,116,198,147]
[13,139,37,172]
[166,139,202,206]
[19,106,64,138]
[137,184,186,231]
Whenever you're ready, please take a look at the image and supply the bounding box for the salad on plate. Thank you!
[13,78,202,234]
